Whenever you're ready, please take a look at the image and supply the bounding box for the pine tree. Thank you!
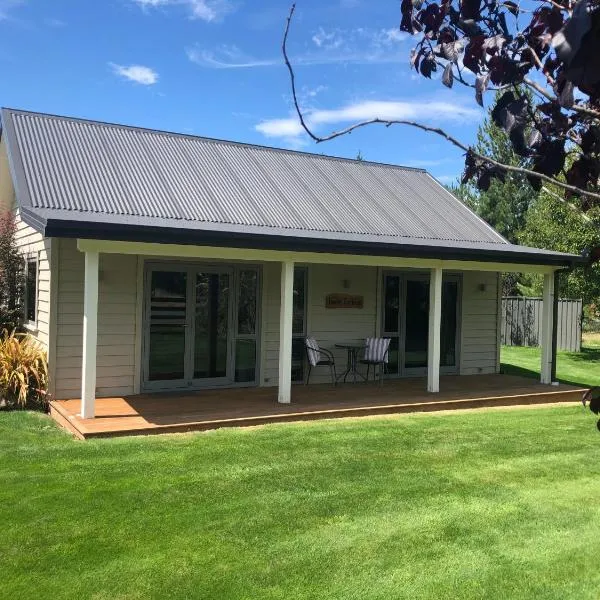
[451,91,538,245]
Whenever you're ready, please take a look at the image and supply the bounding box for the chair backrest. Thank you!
[305,337,321,367]
[364,337,391,363]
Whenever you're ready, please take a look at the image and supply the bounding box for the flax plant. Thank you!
[0,330,48,409]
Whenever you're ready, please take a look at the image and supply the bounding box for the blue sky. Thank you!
[0,0,486,184]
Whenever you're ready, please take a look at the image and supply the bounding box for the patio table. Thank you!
[335,343,367,383]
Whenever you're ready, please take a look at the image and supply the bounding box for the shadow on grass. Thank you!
[563,346,600,363]
[500,362,591,390]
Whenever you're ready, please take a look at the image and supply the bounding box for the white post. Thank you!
[81,251,99,418]
[540,271,555,384]
[427,267,443,393]
[278,261,295,404]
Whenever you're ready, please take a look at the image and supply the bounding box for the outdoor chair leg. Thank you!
[366,364,370,382]
[306,365,312,385]
[330,364,336,386]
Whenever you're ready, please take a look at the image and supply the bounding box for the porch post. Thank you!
[427,267,443,393]
[81,251,99,418]
[278,260,294,404]
[540,271,555,384]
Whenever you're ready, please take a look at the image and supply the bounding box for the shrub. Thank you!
[0,330,49,410]
[0,212,24,332]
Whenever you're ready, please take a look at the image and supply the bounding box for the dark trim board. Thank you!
[37,217,587,268]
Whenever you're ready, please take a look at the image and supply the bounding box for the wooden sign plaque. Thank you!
[325,293,364,309]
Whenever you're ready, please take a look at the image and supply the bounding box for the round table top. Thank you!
[335,343,366,350]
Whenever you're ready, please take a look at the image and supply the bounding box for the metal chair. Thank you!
[359,337,391,385]
[305,337,337,385]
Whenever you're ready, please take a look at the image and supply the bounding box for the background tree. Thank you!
[518,191,600,304]
[284,1,600,206]
[451,91,538,244]
[0,213,24,333]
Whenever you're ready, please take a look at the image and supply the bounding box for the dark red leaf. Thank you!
[420,55,437,78]
[463,35,485,73]
[527,128,542,149]
[491,91,517,127]
[475,72,489,106]
[558,79,575,107]
[534,139,565,176]
[477,168,492,191]
[401,0,415,32]
[581,125,600,154]
[460,0,481,20]
[419,3,443,33]
[461,152,478,184]
[442,62,454,88]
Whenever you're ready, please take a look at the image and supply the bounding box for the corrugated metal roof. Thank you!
[2,108,508,245]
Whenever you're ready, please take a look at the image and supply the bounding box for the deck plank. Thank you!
[49,375,586,439]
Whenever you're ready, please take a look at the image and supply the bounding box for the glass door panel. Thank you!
[382,272,460,377]
[441,281,458,368]
[404,280,429,370]
[382,275,401,375]
[194,272,230,380]
[144,264,261,391]
[292,267,307,382]
[148,271,188,383]
[235,339,257,383]
[235,269,259,383]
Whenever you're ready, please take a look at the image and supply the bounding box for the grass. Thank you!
[501,333,600,388]
[2,404,600,599]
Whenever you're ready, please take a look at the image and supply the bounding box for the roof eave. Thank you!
[43,218,586,268]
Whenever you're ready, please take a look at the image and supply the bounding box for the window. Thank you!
[24,255,38,325]
[291,267,307,382]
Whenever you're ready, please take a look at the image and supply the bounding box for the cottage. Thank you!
[0,108,585,436]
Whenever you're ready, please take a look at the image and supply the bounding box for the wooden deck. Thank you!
[49,375,586,439]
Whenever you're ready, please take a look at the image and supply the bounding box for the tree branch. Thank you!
[282,3,600,202]
[541,186,592,222]
[523,77,600,120]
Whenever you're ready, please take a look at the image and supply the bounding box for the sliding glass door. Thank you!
[144,263,260,391]
[382,272,460,376]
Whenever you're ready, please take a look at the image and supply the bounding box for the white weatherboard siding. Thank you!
[13,211,52,349]
[306,265,378,384]
[52,246,501,398]
[54,239,138,400]
[262,264,378,386]
[460,271,500,375]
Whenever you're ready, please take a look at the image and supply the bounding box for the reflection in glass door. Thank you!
[193,272,230,382]
[405,279,430,371]
[382,273,460,376]
[144,264,260,391]
[148,270,188,384]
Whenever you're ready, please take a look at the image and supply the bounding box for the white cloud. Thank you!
[188,29,409,70]
[188,27,409,70]
[187,45,278,69]
[0,0,25,20]
[312,27,344,50]
[404,157,459,168]
[132,0,233,22]
[435,174,459,185]
[110,63,159,85]
[255,99,481,144]
[45,17,66,27]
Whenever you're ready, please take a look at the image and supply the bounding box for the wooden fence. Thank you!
[501,296,582,352]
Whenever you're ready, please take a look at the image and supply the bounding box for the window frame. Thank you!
[23,252,39,330]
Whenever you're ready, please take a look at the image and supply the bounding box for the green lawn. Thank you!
[501,336,600,388]
[2,404,600,599]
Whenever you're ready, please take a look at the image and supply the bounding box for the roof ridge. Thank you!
[1,107,428,174]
